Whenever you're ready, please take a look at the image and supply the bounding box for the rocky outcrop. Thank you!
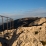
[12,26,46,46]
[0,17,46,46]
[12,18,46,46]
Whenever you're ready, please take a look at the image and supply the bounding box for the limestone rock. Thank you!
[0,17,46,46]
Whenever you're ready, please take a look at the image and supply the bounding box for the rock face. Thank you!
[12,18,46,46]
[0,42,2,46]
[12,26,46,46]
[0,17,46,46]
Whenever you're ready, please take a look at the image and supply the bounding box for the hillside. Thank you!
[0,17,46,46]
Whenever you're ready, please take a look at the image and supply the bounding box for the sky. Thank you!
[0,0,46,19]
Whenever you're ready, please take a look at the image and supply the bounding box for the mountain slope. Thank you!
[0,17,46,46]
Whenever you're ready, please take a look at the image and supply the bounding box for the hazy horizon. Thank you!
[0,0,46,19]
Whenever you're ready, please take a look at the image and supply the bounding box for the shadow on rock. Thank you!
[8,29,23,46]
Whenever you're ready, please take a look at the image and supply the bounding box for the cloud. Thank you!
[23,8,46,17]
[0,7,46,20]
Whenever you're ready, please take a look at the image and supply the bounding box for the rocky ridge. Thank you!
[0,17,46,46]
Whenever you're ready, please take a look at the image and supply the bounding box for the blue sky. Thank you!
[0,0,46,19]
